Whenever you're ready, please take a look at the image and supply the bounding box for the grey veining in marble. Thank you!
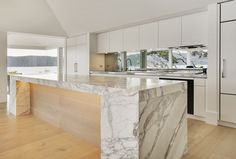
[9,74,187,159]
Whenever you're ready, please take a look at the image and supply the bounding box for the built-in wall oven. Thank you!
[159,78,194,115]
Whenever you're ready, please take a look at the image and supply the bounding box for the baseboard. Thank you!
[218,121,236,129]
[205,111,218,125]
[187,114,205,122]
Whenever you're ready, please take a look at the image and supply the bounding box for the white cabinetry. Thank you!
[67,35,89,75]
[139,22,158,50]
[182,12,208,46]
[221,94,236,123]
[159,17,182,48]
[97,33,109,53]
[221,0,236,22]
[123,26,139,51]
[109,30,123,52]
[221,21,236,94]
[194,79,206,117]
[220,5,236,124]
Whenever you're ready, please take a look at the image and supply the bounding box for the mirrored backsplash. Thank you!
[104,47,208,72]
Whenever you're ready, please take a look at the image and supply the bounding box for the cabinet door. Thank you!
[159,17,181,48]
[123,26,139,51]
[221,0,236,22]
[182,12,208,46]
[67,46,78,75]
[109,30,123,52]
[97,33,109,53]
[221,21,236,94]
[194,86,205,117]
[221,94,236,123]
[139,22,158,50]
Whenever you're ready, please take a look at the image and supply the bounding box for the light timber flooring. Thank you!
[1,102,236,159]
[0,103,100,159]
[183,118,236,159]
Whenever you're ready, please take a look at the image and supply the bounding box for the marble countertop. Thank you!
[90,71,207,79]
[10,74,184,95]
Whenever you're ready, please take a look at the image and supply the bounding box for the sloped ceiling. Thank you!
[0,0,67,36]
[46,0,219,37]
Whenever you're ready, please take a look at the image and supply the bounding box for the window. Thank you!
[171,50,188,69]
[190,50,208,68]
[7,49,58,75]
[171,49,208,69]
[146,50,169,68]
[126,52,141,70]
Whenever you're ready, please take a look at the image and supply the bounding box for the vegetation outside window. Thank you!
[190,50,208,68]
[171,50,188,69]
[126,52,141,70]
[146,50,169,69]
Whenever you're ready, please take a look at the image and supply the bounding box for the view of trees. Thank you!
[126,49,208,70]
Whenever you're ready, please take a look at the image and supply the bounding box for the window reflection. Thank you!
[146,50,169,68]
[126,52,141,70]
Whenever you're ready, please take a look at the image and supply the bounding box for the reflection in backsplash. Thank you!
[105,53,117,72]
[104,47,208,72]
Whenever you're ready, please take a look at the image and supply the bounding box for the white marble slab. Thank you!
[9,74,187,159]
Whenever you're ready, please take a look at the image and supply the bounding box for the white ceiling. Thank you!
[46,0,219,36]
[0,0,66,36]
[8,33,66,50]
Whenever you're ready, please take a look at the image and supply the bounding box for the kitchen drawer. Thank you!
[221,94,236,124]
[221,0,236,22]
[194,79,206,86]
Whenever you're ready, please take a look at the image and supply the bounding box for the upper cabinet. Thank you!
[97,32,109,53]
[96,11,208,53]
[123,26,139,51]
[159,17,182,48]
[139,22,158,50]
[221,0,236,22]
[182,12,208,46]
[109,29,123,52]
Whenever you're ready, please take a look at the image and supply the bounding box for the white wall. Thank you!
[66,34,90,75]
[0,31,7,103]
[206,4,219,125]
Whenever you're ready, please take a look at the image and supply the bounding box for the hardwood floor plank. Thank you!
[0,103,100,159]
[2,102,236,159]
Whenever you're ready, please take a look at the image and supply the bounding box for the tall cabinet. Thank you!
[219,0,236,123]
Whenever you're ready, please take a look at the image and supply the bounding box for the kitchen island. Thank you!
[8,74,187,159]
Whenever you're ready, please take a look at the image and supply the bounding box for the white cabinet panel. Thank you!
[221,94,236,123]
[109,30,123,52]
[221,21,236,94]
[182,12,208,46]
[97,33,109,53]
[139,22,158,50]
[221,0,236,22]
[67,46,79,75]
[194,78,206,86]
[194,86,206,117]
[159,17,181,48]
[123,26,139,51]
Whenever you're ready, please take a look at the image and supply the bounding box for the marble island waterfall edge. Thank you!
[8,75,187,159]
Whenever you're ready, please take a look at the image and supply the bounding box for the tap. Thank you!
[127,58,132,66]
[126,58,133,71]
[117,58,122,71]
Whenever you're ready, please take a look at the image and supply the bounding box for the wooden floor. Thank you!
[0,103,100,159]
[183,118,236,159]
[1,103,236,159]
